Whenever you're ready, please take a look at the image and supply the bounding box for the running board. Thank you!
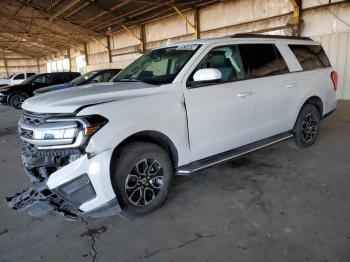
[177,132,293,175]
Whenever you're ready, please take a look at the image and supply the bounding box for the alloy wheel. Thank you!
[125,158,164,207]
[301,113,318,142]
[12,96,25,109]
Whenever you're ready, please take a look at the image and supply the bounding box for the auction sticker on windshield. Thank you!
[176,44,198,50]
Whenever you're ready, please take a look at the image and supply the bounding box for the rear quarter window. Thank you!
[289,44,330,71]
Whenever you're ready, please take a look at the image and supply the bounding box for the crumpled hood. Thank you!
[22,82,159,113]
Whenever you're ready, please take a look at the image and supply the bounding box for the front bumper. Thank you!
[7,149,120,220]
[0,93,8,105]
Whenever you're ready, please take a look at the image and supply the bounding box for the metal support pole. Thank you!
[193,7,200,39]
[36,58,40,73]
[67,48,71,71]
[290,0,302,36]
[106,36,112,64]
[83,42,89,66]
[173,6,198,39]
[140,24,146,53]
[3,52,9,77]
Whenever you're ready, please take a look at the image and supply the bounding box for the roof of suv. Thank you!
[165,34,318,48]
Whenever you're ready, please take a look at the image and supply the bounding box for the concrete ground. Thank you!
[0,101,349,262]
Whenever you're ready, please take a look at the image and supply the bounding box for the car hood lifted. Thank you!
[22,81,159,114]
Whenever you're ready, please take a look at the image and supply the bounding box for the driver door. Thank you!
[184,45,256,162]
[29,74,54,94]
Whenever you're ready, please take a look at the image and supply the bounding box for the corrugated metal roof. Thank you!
[0,0,218,57]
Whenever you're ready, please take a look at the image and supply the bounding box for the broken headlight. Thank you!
[18,114,108,149]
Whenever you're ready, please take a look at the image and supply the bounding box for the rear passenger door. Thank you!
[238,43,298,141]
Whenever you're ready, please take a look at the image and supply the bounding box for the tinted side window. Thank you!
[27,73,35,77]
[33,75,54,84]
[53,74,68,83]
[14,73,25,80]
[289,45,330,71]
[238,44,289,79]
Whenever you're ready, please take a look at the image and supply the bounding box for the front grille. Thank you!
[19,111,83,182]
[21,140,82,182]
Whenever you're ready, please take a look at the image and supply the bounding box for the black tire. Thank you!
[293,104,321,148]
[9,93,26,109]
[111,142,173,217]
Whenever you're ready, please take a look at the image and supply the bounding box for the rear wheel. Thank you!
[10,94,27,109]
[293,104,321,148]
[111,142,173,217]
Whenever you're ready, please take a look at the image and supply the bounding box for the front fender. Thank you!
[77,89,191,166]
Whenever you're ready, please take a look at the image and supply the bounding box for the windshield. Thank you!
[112,44,201,85]
[20,74,38,85]
[70,71,98,85]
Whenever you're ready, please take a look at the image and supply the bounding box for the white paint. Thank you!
[21,29,339,214]
[193,68,222,82]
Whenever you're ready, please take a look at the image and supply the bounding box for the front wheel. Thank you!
[10,94,27,109]
[111,142,173,217]
[293,104,321,148]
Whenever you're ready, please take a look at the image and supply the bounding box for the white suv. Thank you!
[7,34,337,219]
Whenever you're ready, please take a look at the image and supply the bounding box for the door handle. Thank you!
[286,83,297,89]
[236,92,252,98]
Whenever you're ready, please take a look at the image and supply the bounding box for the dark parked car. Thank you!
[34,69,121,95]
[0,72,80,109]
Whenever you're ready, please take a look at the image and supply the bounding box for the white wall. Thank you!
[313,33,350,100]
[302,1,350,99]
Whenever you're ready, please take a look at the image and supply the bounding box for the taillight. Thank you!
[331,71,338,91]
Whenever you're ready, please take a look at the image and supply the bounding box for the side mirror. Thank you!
[193,68,222,84]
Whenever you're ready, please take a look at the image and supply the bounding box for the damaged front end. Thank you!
[6,181,79,220]
[6,111,107,220]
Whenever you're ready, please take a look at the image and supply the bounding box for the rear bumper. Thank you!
[323,108,336,120]
[7,148,120,220]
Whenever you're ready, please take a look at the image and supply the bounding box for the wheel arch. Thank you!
[293,95,324,131]
[7,91,29,105]
[110,130,179,176]
[303,96,324,118]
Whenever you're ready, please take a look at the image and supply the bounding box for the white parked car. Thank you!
[0,72,36,86]
[7,34,337,219]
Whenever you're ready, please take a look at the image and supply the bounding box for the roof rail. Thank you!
[231,33,312,41]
